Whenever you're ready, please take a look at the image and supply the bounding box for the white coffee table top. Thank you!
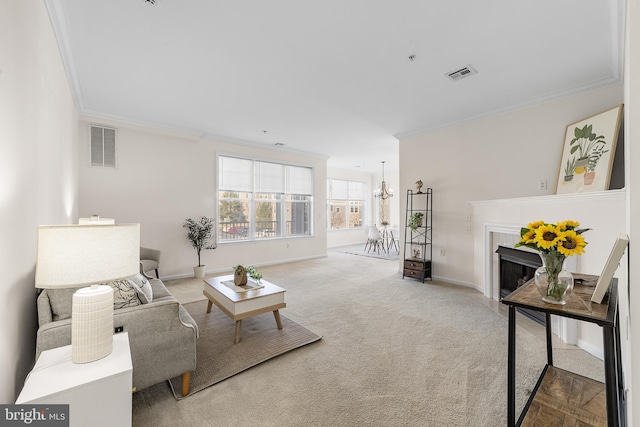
[203,275,285,303]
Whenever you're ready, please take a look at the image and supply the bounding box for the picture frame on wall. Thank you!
[555,105,623,194]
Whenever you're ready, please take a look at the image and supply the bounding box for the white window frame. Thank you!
[217,154,314,243]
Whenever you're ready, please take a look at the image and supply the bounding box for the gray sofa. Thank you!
[36,276,198,396]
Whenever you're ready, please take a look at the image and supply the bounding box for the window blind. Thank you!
[287,165,313,195]
[219,156,253,192]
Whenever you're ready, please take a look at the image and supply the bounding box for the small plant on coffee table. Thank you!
[233,264,263,284]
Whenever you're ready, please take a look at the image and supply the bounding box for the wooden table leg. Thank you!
[273,310,283,330]
[181,372,191,397]
[206,299,213,313]
[234,320,242,343]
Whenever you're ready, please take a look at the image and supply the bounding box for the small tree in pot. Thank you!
[183,216,217,278]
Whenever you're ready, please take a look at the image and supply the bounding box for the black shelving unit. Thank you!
[403,188,432,281]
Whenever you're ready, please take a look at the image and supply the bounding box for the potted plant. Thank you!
[563,157,576,182]
[408,212,424,231]
[583,146,609,186]
[233,264,263,285]
[183,216,217,279]
[569,124,607,174]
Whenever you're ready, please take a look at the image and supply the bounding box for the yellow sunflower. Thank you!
[534,224,563,250]
[520,229,536,244]
[557,230,587,256]
[556,220,581,232]
[526,220,545,230]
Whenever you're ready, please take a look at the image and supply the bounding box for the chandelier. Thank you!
[374,161,393,200]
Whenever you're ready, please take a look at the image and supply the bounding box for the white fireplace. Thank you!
[470,189,626,358]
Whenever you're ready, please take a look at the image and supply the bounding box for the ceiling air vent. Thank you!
[446,65,478,82]
[90,125,117,168]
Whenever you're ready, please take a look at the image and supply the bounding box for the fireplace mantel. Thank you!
[470,189,625,298]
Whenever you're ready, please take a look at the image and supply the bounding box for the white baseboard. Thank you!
[159,254,328,281]
[577,339,605,361]
[432,275,483,293]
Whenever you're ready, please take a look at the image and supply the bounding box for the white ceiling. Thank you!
[46,0,624,174]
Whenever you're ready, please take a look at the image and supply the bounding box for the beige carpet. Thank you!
[132,252,604,426]
[168,300,322,399]
[335,244,400,261]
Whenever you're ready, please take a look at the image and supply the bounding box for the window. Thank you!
[327,179,365,230]
[218,155,313,242]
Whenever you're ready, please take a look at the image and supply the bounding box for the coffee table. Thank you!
[203,275,286,343]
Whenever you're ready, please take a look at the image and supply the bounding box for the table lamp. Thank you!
[35,223,140,363]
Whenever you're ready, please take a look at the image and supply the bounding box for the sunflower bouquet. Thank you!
[515,220,589,303]
[515,220,589,256]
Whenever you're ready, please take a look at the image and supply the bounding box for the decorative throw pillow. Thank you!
[108,280,142,309]
[127,274,153,304]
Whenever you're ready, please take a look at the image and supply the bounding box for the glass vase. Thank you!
[534,252,574,305]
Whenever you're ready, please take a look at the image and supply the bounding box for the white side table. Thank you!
[16,332,133,427]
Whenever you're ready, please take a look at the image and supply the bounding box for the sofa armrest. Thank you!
[36,291,53,327]
[113,300,197,391]
[36,317,72,357]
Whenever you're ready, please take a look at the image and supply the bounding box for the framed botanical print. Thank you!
[556,105,623,194]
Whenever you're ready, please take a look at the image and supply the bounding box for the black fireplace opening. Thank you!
[496,246,544,325]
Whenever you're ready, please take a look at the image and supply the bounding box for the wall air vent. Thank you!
[90,125,117,168]
[445,65,478,82]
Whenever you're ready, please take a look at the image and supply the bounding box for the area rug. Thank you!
[168,300,322,400]
[335,244,400,261]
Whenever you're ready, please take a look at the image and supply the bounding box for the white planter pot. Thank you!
[193,266,206,279]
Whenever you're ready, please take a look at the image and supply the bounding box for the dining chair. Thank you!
[366,226,386,254]
[363,226,373,252]
[388,228,400,253]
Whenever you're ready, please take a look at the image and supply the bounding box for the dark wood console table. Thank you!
[501,274,624,426]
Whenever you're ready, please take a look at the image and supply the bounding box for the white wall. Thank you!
[0,1,79,402]
[398,84,624,286]
[78,121,327,278]
[625,0,639,423]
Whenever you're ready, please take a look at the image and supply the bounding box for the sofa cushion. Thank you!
[108,280,142,309]
[127,274,153,304]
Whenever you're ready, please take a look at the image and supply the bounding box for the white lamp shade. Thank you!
[35,224,140,288]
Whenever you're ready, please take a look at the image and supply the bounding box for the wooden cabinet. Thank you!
[501,275,624,426]
[403,188,432,281]
[403,259,431,280]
